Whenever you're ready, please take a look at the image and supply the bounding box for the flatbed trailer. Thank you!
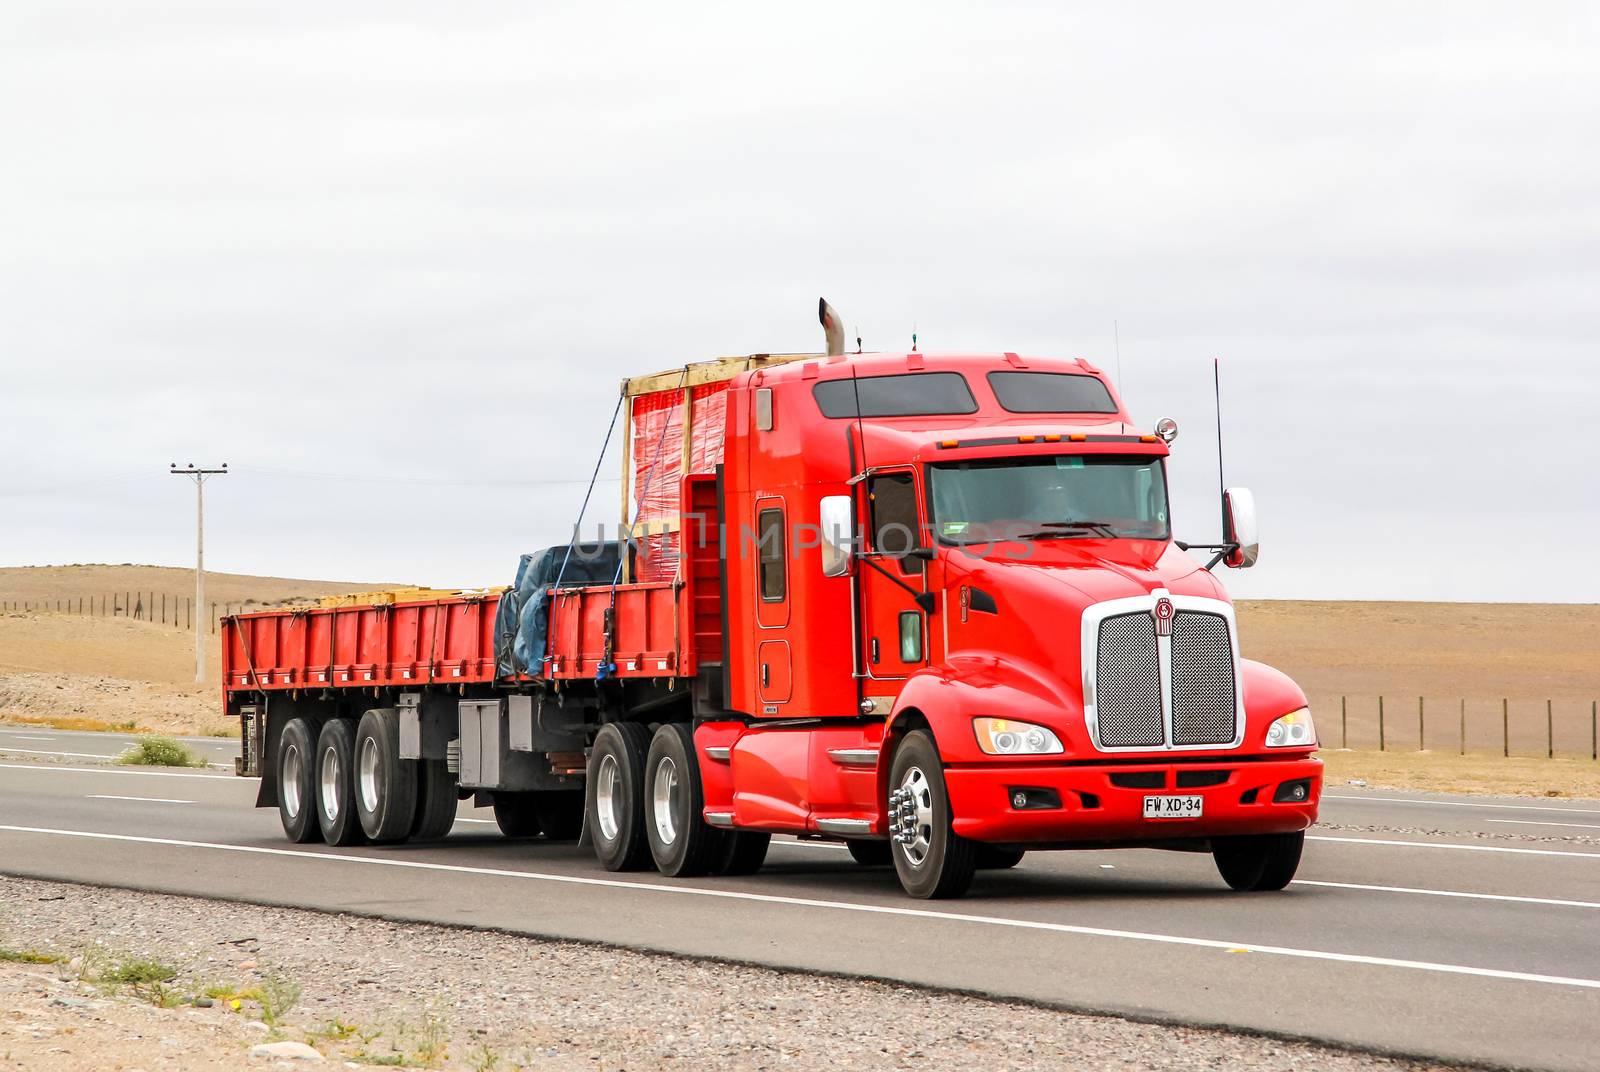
[227,303,1321,899]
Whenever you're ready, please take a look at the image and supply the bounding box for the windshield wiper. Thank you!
[1032,520,1121,538]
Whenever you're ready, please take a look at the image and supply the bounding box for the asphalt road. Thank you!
[0,724,238,766]
[1,728,1597,1071]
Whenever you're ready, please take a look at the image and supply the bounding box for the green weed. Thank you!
[116,736,204,768]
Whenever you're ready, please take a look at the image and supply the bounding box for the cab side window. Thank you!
[868,473,923,574]
[757,507,786,601]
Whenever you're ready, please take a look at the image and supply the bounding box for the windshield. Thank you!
[929,455,1170,543]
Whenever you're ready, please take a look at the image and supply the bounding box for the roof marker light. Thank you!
[1017,435,1036,443]
[1139,435,1159,443]
[940,439,959,449]
[1044,434,1061,442]
[1068,433,1087,442]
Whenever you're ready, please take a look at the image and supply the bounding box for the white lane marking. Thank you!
[1294,880,1600,910]
[0,762,238,781]
[3,747,129,759]
[5,736,55,741]
[2,824,1598,993]
[87,795,194,805]
[455,818,497,825]
[1310,835,1600,859]
[1485,819,1600,831]
[1325,794,1600,816]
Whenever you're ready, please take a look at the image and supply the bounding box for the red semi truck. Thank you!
[225,303,1321,899]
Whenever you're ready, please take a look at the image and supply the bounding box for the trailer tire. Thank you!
[354,708,417,844]
[888,730,976,899]
[975,846,1026,870]
[492,793,543,838]
[586,722,651,871]
[315,719,366,847]
[846,840,892,866]
[410,759,458,841]
[276,717,322,844]
[533,791,585,841]
[644,723,721,877]
[712,832,770,876]
[1213,830,1304,891]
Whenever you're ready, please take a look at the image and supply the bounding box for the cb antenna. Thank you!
[1213,357,1226,536]
[1114,319,1124,397]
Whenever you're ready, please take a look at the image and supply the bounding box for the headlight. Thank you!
[1266,707,1316,748]
[973,717,1063,756]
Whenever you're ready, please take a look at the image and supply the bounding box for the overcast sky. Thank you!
[2,2,1595,602]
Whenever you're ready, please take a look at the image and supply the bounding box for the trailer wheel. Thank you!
[492,793,543,838]
[354,708,417,844]
[888,730,976,899]
[532,791,585,841]
[712,831,771,876]
[846,840,891,866]
[975,846,1026,870]
[1213,830,1305,891]
[410,759,458,841]
[315,719,366,846]
[586,723,651,871]
[277,717,322,844]
[644,724,722,877]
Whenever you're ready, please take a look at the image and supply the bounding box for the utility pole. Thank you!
[170,463,227,682]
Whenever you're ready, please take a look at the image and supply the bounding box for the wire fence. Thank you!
[0,594,274,634]
[1309,693,1598,761]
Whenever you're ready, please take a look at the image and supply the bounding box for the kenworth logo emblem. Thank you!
[1152,596,1175,637]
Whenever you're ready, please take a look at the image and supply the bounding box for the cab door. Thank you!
[859,470,930,683]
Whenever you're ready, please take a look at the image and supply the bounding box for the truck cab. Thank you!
[690,349,1320,897]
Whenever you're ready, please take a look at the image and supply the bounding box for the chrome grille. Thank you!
[1095,613,1162,747]
[1170,611,1236,745]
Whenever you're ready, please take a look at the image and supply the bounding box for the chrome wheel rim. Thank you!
[281,743,303,819]
[319,745,340,823]
[896,766,935,867]
[358,735,380,813]
[651,755,679,847]
[595,753,621,842]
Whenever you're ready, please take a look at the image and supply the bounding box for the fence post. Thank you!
[210,602,217,634]
[1341,696,1348,749]
[1503,698,1509,758]
[1548,700,1554,759]
[1418,695,1425,751]
[1378,696,1386,752]
[1460,698,1466,755]
[1593,700,1597,762]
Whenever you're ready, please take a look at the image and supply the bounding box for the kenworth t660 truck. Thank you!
[225,302,1321,899]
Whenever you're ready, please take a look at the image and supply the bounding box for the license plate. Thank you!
[1143,794,1203,819]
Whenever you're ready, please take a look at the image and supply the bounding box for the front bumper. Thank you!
[944,755,1321,845]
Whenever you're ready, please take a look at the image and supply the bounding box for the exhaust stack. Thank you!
[818,297,846,357]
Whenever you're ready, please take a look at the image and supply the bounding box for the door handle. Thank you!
[870,637,880,664]
[761,663,770,688]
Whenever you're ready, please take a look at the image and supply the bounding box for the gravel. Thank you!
[0,874,1462,1071]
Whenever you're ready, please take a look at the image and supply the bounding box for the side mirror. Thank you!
[819,495,855,577]
[1222,487,1259,568]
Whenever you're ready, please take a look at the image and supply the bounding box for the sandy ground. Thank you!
[0,564,397,610]
[0,874,1456,1072]
[1319,750,1600,800]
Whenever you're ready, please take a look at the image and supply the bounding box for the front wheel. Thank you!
[1213,830,1305,891]
[887,730,976,899]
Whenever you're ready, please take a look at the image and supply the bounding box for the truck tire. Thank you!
[276,717,322,844]
[492,792,543,838]
[410,759,458,841]
[888,730,976,899]
[315,719,366,846]
[533,791,585,841]
[644,723,721,877]
[354,708,417,844]
[847,840,892,866]
[975,846,1025,870]
[1213,831,1305,891]
[586,722,651,871]
[712,831,770,876]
